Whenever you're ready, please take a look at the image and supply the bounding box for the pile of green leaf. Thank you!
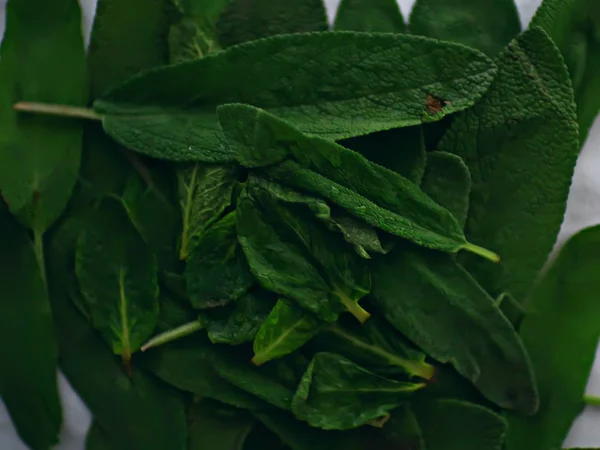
[1,0,600,449]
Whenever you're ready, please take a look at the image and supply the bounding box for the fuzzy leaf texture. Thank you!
[438,26,579,301]
[333,0,405,33]
[94,32,496,162]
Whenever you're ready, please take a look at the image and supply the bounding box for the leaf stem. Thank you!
[462,243,500,263]
[141,320,203,352]
[336,290,371,323]
[584,394,600,406]
[14,102,103,121]
[33,230,47,290]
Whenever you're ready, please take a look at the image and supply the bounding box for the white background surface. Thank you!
[0,0,599,448]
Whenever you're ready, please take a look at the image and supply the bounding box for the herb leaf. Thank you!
[333,0,405,33]
[95,32,496,162]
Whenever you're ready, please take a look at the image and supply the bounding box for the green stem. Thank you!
[336,290,371,323]
[14,102,103,121]
[463,243,500,263]
[33,230,47,290]
[141,321,203,352]
[584,394,600,406]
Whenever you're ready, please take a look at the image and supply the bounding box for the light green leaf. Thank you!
[94,32,496,162]
[333,0,405,33]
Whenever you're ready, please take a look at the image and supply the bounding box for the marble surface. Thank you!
[1,0,599,448]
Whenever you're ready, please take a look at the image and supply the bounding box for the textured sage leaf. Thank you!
[409,0,521,56]
[177,163,239,260]
[333,0,405,32]
[0,0,86,235]
[531,0,600,142]
[291,352,424,430]
[185,211,254,309]
[252,300,323,366]
[370,247,538,414]
[76,199,159,361]
[414,399,507,450]
[95,32,496,162]
[217,0,328,47]
[327,213,387,259]
[505,225,600,450]
[203,289,276,345]
[0,206,61,450]
[220,105,496,260]
[237,179,371,323]
[438,27,579,301]
[421,151,471,228]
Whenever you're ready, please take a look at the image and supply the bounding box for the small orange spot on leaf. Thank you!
[425,94,450,115]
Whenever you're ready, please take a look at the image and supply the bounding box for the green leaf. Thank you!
[0,0,86,235]
[185,211,254,309]
[156,293,197,333]
[94,32,496,162]
[370,247,538,414]
[409,0,521,56]
[252,300,323,366]
[291,352,424,430]
[505,225,600,450]
[333,0,405,32]
[203,289,276,345]
[0,206,61,450]
[237,178,371,323]
[177,163,239,260]
[381,405,425,450]
[75,199,159,362]
[216,0,329,47]
[530,0,600,142]
[496,292,525,329]
[421,151,471,228]
[438,26,579,300]
[414,399,507,450]
[326,212,388,259]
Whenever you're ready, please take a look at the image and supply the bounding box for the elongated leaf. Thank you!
[414,399,507,450]
[370,247,538,414]
[334,0,405,32]
[0,206,61,450]
[505,225,600,450]
[530,0,600,142]
[186,211,254,309]
[421,151,471,228]
[76,199,159,361]
[292,352,424,430]
[409,0,521,56]
[217,0,328,47]
[237,178,371,323]
[95,32,496,162]
[252,300,323,366]
[438,27,579,300]
[0,0,86,234]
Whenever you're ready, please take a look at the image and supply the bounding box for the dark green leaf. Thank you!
[414,399,507,450]
[421,151,471,228]
[505,225,600,450]
[186,211,254,309]
[496,292,525,330]
[438,26,579,300]
[380,405,424,450]
[76,199,159,361]
[327,213,388,259]
[334,0,405,33]
[85,422,111,450]
[291,352,424,430]
[252,300,323,366]
[409,0,521,56]
[95,32,496,162]
[156,293,197,333]
[370,248,538,413]
[237,178,371,323]
[0,206,61,449]
[217,0,328,47]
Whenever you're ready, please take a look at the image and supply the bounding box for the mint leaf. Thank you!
[333,0,405,33]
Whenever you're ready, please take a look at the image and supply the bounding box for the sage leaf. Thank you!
[0,0,86,235]
[370,248,538,414]
[505,225,600,450]
[421,151,471,228]
[291,352,425,430]
[414,399,507,450]
[409,0,521,56]
[185,211,254,309]
[333,0,405,33]
[75,199,159,362]
[252,300,323,366]
[177,163,239,260]
[94,32,496,162]
[237,178,371,323]
[438,26,579,300]
[217,0,329,47]
[327,212,387,259]
[530,0,600,142]
[0,206,61,450]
